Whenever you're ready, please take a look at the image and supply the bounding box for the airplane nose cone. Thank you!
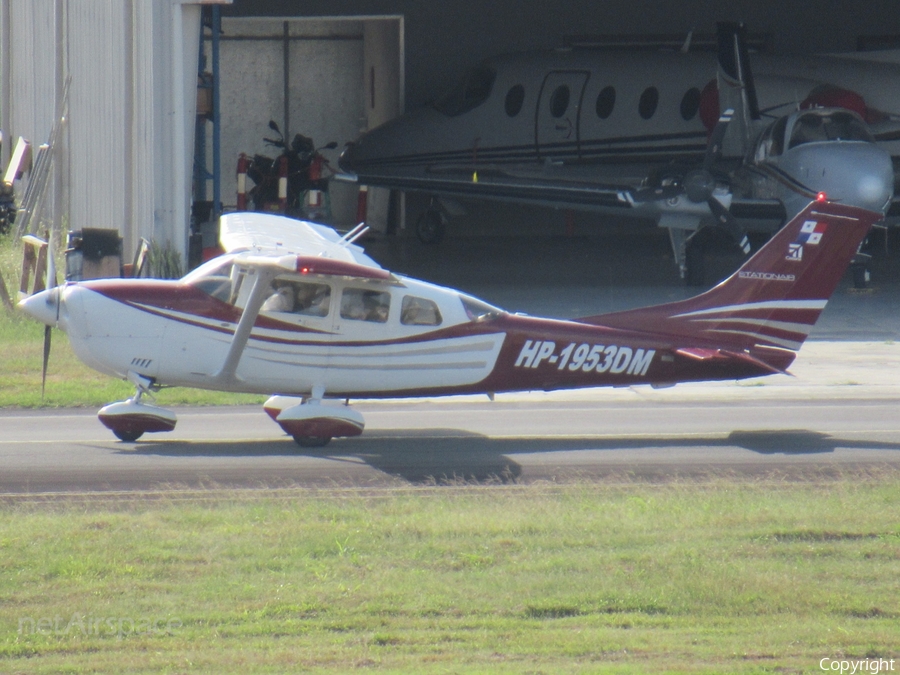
[856,166,893,213]
[18,287,64,328]
[786,142,894,216]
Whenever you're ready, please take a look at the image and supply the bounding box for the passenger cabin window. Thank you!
[788,110,873,150]
[680,87,701,121]
[549,85,570,118]
[505,84,525,117]
[401,296,442,326]
[433,65,497,117]
[261,279,331,317]
[341,288,390,323]
[595,86,615,119]
[639,87,659,120]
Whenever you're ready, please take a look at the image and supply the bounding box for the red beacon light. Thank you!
[816,191,828,202]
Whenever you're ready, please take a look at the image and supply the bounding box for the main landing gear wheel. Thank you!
[113,429,144,443]
[292,435,332,448]
[415,208,445,245]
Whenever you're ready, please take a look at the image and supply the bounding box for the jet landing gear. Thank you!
[264,393,365,448]
[415,197,447,245]
[97,373,177,442]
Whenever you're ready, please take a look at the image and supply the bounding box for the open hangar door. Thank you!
[210,16,402,231]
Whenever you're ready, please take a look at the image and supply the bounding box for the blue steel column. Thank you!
[212,5,222,218]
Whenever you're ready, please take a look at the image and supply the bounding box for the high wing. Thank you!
[219,211,381,269]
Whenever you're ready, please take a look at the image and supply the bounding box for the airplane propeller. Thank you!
[40,232,59,399]
[632,107,751,256]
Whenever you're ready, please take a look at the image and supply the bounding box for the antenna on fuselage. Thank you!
[680,30,694,53]
[338,222,370,247]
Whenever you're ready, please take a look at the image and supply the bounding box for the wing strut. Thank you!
[212,268,277,383]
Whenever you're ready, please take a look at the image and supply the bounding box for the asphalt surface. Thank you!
[2,394,900,493]
[4,219,900,495]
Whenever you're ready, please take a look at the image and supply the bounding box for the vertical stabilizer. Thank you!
[579,200,881,355]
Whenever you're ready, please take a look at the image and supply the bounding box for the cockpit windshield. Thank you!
[788,110,873,149]
[432,64,496,117]
[183,257,246,305]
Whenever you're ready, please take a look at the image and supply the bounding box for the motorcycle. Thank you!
[245,120,338,219]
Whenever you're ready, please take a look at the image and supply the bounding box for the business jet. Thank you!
[19,195,883,447]
[338,22,898,283]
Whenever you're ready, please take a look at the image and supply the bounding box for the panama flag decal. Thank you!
[797,220,827,245]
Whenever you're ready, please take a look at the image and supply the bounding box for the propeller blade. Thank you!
[707,197,751,255]
[703,108,734,172]
[41,324,51,399]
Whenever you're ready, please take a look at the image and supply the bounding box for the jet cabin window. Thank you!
[341,288,390,323]
[433,65,497,117]
[595,86,616,119]
[788,111,873,150]
[639,87,659,120]
[505,84,525,117]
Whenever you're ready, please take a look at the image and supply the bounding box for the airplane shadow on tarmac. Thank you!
[129,428,900,484]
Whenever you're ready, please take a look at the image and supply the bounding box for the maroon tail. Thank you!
[580,200,881,358]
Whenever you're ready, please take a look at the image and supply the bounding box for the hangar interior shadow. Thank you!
[129,428,900,484]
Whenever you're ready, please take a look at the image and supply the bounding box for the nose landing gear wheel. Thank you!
[113,429,144,442]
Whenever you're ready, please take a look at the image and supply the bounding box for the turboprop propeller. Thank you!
[632,107,751,257]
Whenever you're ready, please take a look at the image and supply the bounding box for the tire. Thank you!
[113,429,144,442]
[293,435,332,448]
[415,209,445,245]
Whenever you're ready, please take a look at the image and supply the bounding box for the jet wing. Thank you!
[340,158,650,210]
[219,211,382,269]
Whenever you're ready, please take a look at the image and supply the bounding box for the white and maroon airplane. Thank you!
[18,196,882,447]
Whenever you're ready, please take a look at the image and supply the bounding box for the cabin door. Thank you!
[535,71,589,161]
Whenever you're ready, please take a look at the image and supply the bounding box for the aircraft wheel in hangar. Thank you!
[415,208,446,245]
[293,435,332,448]
[685,236,706,287]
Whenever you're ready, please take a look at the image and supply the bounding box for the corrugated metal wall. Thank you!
[1,0,206,261]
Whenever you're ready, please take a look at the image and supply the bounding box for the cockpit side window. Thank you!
[433,65,497,117]
[261,278,332,317]
[756,116,788,161]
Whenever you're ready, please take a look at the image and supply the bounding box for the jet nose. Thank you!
[18,287,64,329]
[795,143,894,215]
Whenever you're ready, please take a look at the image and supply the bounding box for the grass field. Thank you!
[1,477,898,674]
